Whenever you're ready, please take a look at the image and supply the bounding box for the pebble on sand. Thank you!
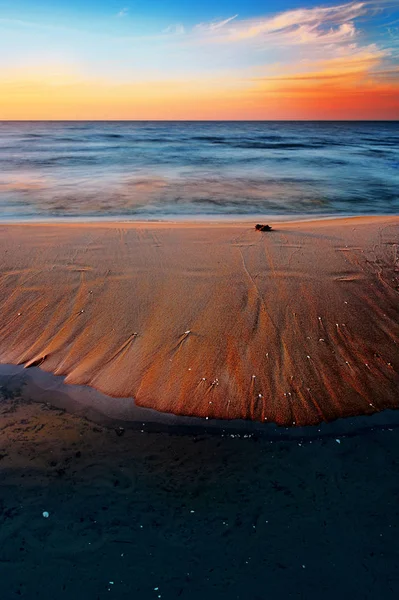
[255,223,273,232]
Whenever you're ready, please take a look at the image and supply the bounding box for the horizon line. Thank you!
[0,119,398,123]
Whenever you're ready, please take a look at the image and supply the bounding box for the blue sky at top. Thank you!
[0,0,398,118]
[0,1,315,23]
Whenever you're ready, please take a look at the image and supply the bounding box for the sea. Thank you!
[0,120,398,220]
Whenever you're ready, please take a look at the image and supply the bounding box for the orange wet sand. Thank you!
[0,217,398,426]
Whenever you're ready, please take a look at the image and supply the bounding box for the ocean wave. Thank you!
[0,121,398,219]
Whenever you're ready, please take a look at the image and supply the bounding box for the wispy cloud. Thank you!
[117,8,128,18]
[193,2,367,46]
[181,1,397,87]
[255,48,387,82]
[195,15,238,33]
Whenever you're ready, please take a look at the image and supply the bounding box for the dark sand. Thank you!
[0,217,398,426]
[1,386,399,600]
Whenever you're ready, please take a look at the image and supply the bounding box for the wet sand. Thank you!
[1,390,399,600]
[2,362,399,438]
[0,217,398,426]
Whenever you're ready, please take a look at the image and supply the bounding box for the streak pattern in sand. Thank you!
[0,217,398,426]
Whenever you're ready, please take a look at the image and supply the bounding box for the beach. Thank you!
[0,216,398,427]
[0,216,398,599]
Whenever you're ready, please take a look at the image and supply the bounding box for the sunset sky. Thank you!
[0,0,398,119]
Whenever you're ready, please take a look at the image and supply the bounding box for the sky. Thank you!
[0,0,398,119]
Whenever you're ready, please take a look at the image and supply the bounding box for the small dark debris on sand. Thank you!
[255,224,273,232]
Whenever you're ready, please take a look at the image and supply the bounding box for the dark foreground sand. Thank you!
[0,217,398,426]
[1,388,399,600]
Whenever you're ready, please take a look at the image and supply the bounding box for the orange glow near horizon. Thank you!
[1,67,398,120]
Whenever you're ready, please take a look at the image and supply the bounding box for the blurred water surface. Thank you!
[0,121,398,219]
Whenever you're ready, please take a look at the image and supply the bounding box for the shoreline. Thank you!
[0,215,398,427]
[2,362,399,439]
[0,213,397,226]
